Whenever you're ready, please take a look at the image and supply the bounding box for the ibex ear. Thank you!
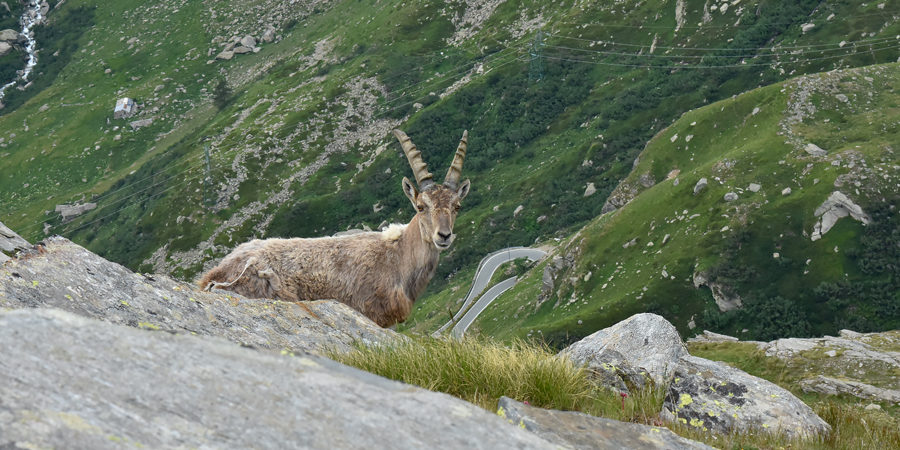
[456,179,470,200]
[402,177,419,208]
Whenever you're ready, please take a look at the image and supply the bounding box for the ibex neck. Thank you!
[400,214,440,301]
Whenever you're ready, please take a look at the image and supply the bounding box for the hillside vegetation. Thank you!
[0,0,897,340]
[439,62,899,345]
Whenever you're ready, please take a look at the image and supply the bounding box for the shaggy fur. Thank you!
[199,130,470,327]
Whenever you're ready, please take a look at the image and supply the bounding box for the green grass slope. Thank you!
[445,62,899,345]
[0,0,897,314]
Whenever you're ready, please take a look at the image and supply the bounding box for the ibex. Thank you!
[199,130,471,327]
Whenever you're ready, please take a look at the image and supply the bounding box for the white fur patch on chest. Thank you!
[381,223,407,241]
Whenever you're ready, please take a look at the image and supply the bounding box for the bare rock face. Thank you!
[0,309,553,449]
[54,202,97,221]
[497,397,714,450]
[811,191,870,241]
[0,236,399,355]
[0,41,11,57]
[560,313,687,386]
[0,220,29,263]
[662,356,831,439]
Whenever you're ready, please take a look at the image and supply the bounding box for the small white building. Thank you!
[114,97,136,119]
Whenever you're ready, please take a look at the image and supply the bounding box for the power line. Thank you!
[552,10,900,30]
[546,32,899,51]
[542,39,899,60]
[538,42,900,69]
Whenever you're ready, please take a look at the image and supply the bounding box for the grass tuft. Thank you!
[334,337,900,449]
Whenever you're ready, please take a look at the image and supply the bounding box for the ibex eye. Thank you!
[417,205,425,211]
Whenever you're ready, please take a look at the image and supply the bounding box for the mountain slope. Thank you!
[440,61,898,345]
[0,0,898,316]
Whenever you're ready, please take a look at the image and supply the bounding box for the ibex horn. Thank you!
[393,129,434,189]
[444,130,468,189]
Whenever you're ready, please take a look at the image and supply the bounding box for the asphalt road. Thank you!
[436,247,546,337]
[451,276,518,338]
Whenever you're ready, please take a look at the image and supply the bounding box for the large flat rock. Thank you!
[0,236,398,355]
[0,308,554,449]
[662,355,831,439]
[497,397,714,449]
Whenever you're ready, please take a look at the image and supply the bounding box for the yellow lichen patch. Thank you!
[137,322,160,330]
[518,419,526,429]
[120,300,129,307]
[689,418,705,428]
[64,294,73,300]
[679,393,693,408]
[679,417,687,424]
[31,280,38,287]
[496,406,507,418]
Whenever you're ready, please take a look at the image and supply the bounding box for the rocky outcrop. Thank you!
[497,397,714,450]
[0,28,19,41]
[800,376,900,405]
[0,309,553,449]
[0,236,399,355]
[0,220,29,262]
[562,313,831,439]
[662,355,831,439]
[692,271,742,312]
[561,313,686,386]
[687,330,741,344]
[811,191,870,241]
[54,202,97,221]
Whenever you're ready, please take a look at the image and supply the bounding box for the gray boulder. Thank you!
[261,27,276,43]
[811,191,870,241]
[0,28,19,41]
[0,309,554,449]
[233,45,253,54]
[800,375,900,404]
[804,143,828,157]
[0,41,11,57]
[0,236,399,355]
[240,35,257,48]
[560,313,686,386]
[0,220,30,262]
[497,397,714,449]
[723,192,739,202]
[693,178,708,195]
[129,118,153,129]
[662,355,831,439]
[215,49,234,60]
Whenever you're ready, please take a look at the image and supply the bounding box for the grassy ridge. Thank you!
[440,62,899,345]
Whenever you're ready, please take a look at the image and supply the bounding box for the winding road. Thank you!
[435,247,546,338]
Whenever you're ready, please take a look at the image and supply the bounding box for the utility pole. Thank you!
[529,30,544,83]
[203,142,212,210]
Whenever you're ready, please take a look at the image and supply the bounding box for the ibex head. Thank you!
[393,129,471,251]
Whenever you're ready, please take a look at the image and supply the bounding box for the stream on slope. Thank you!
[0,0,44,101]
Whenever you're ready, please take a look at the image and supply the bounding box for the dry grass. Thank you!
[332,337,900,449]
